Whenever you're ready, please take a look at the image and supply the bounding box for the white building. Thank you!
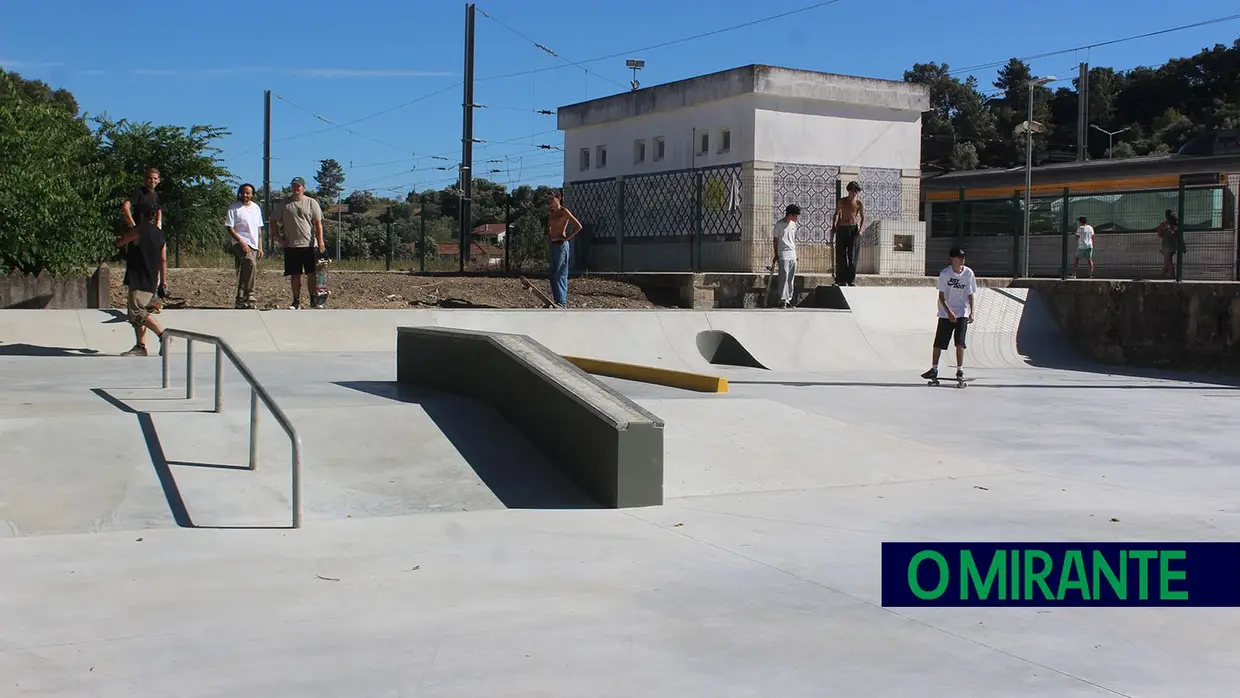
[558,64,931,274]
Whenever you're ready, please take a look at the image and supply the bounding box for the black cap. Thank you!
[949,246,966,258]
[291,176,306,187]
[785,204,801,216]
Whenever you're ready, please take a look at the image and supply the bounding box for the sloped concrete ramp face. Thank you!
[0,287,1073,375]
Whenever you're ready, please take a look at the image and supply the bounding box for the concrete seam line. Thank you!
[562,355,728,394]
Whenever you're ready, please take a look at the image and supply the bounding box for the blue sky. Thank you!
[2,0,1237,199]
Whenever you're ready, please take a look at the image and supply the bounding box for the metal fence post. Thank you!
[185,339,195,399]
[1176,178,1186,283]
[1011,190,1022,277]
[503,193,511,273]
[213,344,223,413]
[385,206,393,272]
[419,200,427,273]
[616,177,626,273]
[248,387,259,471]
[1060,187,1071,280]
[693,169,703,272]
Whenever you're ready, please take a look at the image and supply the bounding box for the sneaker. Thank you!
[956,369,965,380]
[289,301,302,310]
[920,367,938,380]
[121,344,147,357]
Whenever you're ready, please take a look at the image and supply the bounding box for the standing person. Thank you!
[1157,210,1179,279]
[226,183,265,309]
[920,246,977,384]
[771,204,800,308]
[546,193,582,308]
[831,180,865,286]
[270,176,324,309]
[1072,215,1095,278]
[115,205,167,357]
[121,166,167,312]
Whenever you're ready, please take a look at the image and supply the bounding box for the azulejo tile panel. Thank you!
[771,163,841,244]
[856,166,903,221]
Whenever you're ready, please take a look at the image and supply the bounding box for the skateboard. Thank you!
[926,374,975,388]
[312,257,329,308]
[519,275,560,308]
[764,261,779,308]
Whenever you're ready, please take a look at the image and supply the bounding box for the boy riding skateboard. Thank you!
[921,246,977,386]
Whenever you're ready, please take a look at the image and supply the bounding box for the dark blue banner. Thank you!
[881,542,1240,607]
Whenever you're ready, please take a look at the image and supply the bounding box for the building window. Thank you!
[579,148,590,171]
[697,131,709,156]
[634,139,646,164]
[654,137,665,161]
[596,145,608,169]
[719,128,731,154]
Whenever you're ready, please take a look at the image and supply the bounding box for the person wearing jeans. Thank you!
[546,194,582,307]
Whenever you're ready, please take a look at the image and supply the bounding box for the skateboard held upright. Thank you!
[519,275,559,308]
[312,255,330,309]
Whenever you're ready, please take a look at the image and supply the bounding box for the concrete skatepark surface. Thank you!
[2,286,1238,696]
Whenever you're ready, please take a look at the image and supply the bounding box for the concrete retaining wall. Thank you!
[1015,279,1240,374]
[395,326,665,508]
[0,266,109,309]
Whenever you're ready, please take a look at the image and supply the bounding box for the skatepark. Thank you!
[2,284,1238,696]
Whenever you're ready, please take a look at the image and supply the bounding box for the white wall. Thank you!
[753,94,922,171]
[562,94,755,182]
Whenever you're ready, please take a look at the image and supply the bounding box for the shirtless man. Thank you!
[546,194,582,307]
[831,180,865,286]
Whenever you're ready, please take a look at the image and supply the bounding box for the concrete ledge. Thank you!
[396,326,665,508]
[563,355,728,393]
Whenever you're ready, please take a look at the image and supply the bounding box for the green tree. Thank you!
[95,118,236,253]
[315,159,346,202]
[0,72,119,276]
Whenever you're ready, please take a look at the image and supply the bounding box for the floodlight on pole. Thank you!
[1022,75,1056,278]
[626,59,645,92]
[1090,124,1131,158]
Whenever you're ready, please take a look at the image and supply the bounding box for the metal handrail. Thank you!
[160,329,302,528]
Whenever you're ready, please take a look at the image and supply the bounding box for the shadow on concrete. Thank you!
[0,343,101,357]
[696,330,768,370]
[3,294,55,309]
[334,380,600,511]
[89,387,293,530]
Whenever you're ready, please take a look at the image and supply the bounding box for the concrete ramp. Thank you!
[0,286,1075,376]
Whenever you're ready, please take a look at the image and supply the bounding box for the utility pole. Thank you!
[1076,62,1089,161]
[263,90,272,252]
[459,2,477,272]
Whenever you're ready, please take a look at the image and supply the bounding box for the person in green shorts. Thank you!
[1073,215,1095,278]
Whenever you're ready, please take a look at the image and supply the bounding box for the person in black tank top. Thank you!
[116,206,167,356]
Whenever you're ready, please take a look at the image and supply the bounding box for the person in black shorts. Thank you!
[921,246,977,383]
[116,205,167,356]
[270,176,325,309]
[121,166,168,311]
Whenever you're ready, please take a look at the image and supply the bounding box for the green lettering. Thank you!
[1129,550,1158,600]
[908,550,949,600]
[1010,549,1020,599]
[1092,550,1127,600]
[1057,550,1090,600]
[961,550,1006,600]
[1023,550,1054,600]
[1159,550,1188,601]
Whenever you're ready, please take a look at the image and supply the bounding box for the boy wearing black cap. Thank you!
[922,246,977,384]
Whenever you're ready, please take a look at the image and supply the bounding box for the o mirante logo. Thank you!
[881,542,1240,607]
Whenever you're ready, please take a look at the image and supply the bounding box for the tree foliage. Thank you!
[906,38,1240,170]
[95,118,236,252]
[314,159,346,201]
[0,72,119,276]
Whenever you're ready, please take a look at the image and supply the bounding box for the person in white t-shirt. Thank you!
[1072,215,1095,278]
[921,246,978,383]
[226,183,265,309]
[770,204,801,308]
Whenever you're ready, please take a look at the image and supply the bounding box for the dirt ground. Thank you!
[107,266,675,310]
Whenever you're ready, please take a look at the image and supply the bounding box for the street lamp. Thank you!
[1090,124,1131,158]
[1020,75,1056,278]
[625,59,645,92]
